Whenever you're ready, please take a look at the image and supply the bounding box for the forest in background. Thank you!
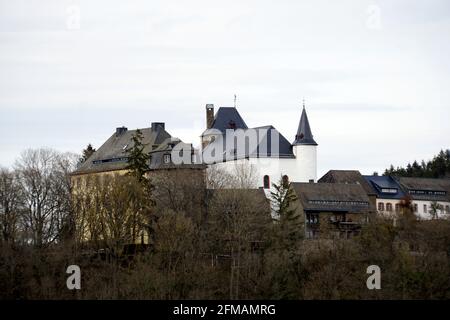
[384,149,450,178]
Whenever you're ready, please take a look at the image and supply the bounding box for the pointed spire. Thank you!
[293,101,318,146]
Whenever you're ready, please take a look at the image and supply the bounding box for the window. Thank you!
[395,204,400,212]
[378,202,385,211]
[163,154,171,164]
[381,188,397,194]
[423,204,427,214]
[263,175,270,189]
[413,204,418,212]
[386,203,393,212]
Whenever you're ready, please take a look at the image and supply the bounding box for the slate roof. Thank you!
[293,107,317,146]
[292,182,373,213]
[319,170,376,195]
[202,107,295,162]
[72,125,171,175]
[209,107,248,133]
[395,177,450,202]
[362,175,405,200]
[202,125,295,163]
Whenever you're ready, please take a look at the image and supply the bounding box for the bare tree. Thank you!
[14,149,77,247]
[206,161,258,189]
[0,167,24,244]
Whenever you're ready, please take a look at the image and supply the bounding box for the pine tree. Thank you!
[80,143,96,163]
[270,176,303,247]
[125,129,149,182]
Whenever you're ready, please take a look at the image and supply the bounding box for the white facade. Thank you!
[202,105,318,190]
[376,198,450,220]
[207,145,317,190]
[411,200,450,219]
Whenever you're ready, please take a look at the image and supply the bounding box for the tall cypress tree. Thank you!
[270,176,303,247]
[125,129,149,182]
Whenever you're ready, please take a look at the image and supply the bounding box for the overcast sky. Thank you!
[0,0,449,177]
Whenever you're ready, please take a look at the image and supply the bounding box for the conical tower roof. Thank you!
[293,106,317,146]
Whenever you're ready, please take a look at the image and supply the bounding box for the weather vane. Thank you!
[234,94,237,108]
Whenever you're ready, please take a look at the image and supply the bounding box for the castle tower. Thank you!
[293,104,318,182]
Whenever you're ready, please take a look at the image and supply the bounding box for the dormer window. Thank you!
[163,154,171,164]
[381,188,397,194]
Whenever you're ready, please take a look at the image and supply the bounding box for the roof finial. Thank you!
[302,98,306,110]
[234,94,237,108]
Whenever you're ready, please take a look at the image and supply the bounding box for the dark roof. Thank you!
[293,107,317,146]
[319,170,375,195]
[202,125,295,163]
[210,107,248,133]
[72,126,171,175]
[395,177,450,201]
[363,175,405,200]
[292,182,373,213]
[252,125,294,157]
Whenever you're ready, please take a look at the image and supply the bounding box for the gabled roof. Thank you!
[318,170,375,195]
[292,182,373,213]
[363,175,405,200]
[293,107,317,146]
[210,107,248,133]
[72,126,171,175]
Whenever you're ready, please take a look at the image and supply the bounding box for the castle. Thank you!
[200,103,318,190]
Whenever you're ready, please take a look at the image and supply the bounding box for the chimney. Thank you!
[116,126,127,136]
[206,104,214,129]
[151,122,165,132]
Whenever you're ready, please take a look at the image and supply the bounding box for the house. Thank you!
[71,122,204,185]
[291,182,375,239]
[200,103,318,190]
[363,175,407,218]
[319,170,450,220]
[70,122,205,245]
[394,177,450,219]
[318,170,377,208]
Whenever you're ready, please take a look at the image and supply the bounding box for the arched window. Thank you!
[263,175,270,189]
[378,202,385,211]
[282,175,289,187]
[386,203,393,212]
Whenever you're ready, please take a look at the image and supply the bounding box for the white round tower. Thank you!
[292,105,318,182]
